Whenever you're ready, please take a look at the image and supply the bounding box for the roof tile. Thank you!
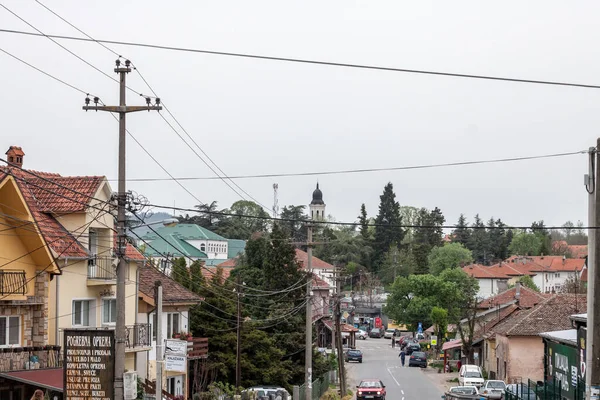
[295,249,334,270]
[139,264,202,304]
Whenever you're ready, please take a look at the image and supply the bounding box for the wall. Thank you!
[186,240,228,259]
[506,336,545,382]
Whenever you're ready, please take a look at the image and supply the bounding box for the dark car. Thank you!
[405,343,421,355]
[356,379,386,400]
[408,351,427,368]
[505,383,538,400]
[369,328,383,338]
[345,349,363,363]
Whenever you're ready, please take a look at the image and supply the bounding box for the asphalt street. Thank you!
[346,337,444,400]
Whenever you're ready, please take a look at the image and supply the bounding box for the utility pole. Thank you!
[305,223,313,400]
[588,144,599,400]
[334,265,347,397]
[236,274,243,394]
[155,281,164,399]
[83,59,161,400]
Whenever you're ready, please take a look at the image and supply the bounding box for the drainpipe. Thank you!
[134,262,140,374]
[55,258,66,345]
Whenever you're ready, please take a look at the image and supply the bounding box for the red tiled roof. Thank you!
[201,266,233,282]
[217,257,238,268]
[139,264,202,305]
[478,285,547,309]
[493,294,586,336]
[295,249,334,270]
[505,256,585,273]
[569,245,588,259]
[322,319,359,332]
[462,264,510,279]
[28,176,105,213]
[6,146,25,157]
[312,273,330,289]
[113,235,145,261]
[0,368,63,392]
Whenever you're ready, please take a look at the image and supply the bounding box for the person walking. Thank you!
[399,349,406,367]
[391,336,396,349]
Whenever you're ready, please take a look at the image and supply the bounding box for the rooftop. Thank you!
[295,249,334,270]
[139,264,202,305]
[142,223,227,241]
[478,285,547,309]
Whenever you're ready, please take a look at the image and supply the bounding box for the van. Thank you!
[458,365,484,388]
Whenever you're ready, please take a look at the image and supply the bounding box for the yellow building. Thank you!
[0,146,148,396]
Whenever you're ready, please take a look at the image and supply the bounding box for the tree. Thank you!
[516,275,540,292]
[531,220,551,256]
[279,205,309,244]
[171,257,190,289]
[452,214,471,246]
[430,306,448,348]
[428,243,474,275]
[489,219,510,261]
[399,206,420,243]
[562,274,586,294]
[467,214,490,264]
[313,226,372,266]
[373,183,405,271]
[194,201,222,228]
[412,207,445,274]
[189,260,207,294]
[358,204,370,239]
[379,245,416,284]
[213,200,270,240]
[508,232,542,256]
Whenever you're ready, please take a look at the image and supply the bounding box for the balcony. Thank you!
[0,346,61,372]
[87,256,117,285]
[125,323,152,351]
[0,271,26,296]
[187,337,208,359]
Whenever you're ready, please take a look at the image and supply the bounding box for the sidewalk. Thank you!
[422,368,459,394]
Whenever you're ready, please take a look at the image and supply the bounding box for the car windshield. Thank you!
[465,371,481,378]
[450,387,476,395]
[348,350,362,355]
[412,352,425,357]
[386,329,394,332]
[487,381,505,389]
[372,329,381,333]
[359,381,382,388]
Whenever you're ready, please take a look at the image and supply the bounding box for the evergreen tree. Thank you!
[452,214,471,246]
[373,183,404,271]
[280,205,309,244]
[358,204,369,239]
[412,207,445,274]
[468,214,490,264]
[189,260,206,294]
[170,257,190,289]
[495,219,510,260]
[531,220,552,255]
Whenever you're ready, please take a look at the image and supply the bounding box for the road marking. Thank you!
[401,389,404,395]
[385,366,401,387]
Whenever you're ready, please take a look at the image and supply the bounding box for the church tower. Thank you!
[309,183,326,221]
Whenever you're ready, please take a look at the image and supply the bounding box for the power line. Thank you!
[2,28,600,90]
[108,150,588,182]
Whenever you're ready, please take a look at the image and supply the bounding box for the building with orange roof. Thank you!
[0,146,148,390]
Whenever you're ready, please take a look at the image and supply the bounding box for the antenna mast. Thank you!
[272,183,279,218]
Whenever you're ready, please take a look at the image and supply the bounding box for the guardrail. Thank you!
[0,270,26,295]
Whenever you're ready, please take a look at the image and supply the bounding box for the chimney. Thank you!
[515,282,521,301]
[5,146,24,168]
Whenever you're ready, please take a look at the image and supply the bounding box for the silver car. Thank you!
[480,380,506,399]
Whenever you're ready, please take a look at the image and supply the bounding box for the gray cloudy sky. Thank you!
[2,1,600,229]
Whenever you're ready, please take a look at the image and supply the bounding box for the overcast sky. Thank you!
[2,1,600,230]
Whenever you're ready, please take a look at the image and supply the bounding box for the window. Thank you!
[102,298,117,324]
[73,300,91,326]
[167,313,180,338]
[0,316,20,346]
[200,243,206,252]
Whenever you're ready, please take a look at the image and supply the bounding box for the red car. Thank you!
[356,379,386,400]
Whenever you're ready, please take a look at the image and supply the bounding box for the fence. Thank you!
[503,378,585,400]
[298,371,332,400]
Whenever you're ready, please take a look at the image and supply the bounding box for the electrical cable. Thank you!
[1,28,600,90]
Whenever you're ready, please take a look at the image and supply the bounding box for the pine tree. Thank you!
[468,214,490,264]
[358,204,369,239]
[373,183,404,271]
[170,257,190,289]
[412,207,446,274]
[452,214,471,246]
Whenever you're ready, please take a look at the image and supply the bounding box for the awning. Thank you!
[442,339,463,351]
[0,368,63,392]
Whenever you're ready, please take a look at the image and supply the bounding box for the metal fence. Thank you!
[504,378,585,400]
[298,371,332,400]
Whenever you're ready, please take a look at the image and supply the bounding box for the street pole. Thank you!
[588,144,598,400]
[83,59,161,400]
[236,274,242,394]
[155,281,164,399]
[334,265,347,397]
[305,223,313,400]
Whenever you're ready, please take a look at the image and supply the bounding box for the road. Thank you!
[345,337,444,400]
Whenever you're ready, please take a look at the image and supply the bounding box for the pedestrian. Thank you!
[391,336,395,348]
[30,390,44,400]
[399,349,406,367]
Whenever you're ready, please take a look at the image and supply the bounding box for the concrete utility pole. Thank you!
[334,265,347,397]
[155,281,164,398]
[83,59,161,400]
[305,223,313,400]
[589,144,599,400]
[236,274,243,394]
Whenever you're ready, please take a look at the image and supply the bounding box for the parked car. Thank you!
[408,351,427,368]
[345,349,363,363]
[357,330,368,340]
[405,343,421,355]
[356,379,386,400]
[384,329,396,339]
[442,386,480,400]
[505,383,539,400]
[458,365,484,389]
[480,380,506,399]
[242,386,290,399]
[369,328,383,338]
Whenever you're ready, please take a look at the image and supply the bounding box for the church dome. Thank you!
[311,183,324,205]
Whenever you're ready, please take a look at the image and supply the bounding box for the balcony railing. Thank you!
[125,323,151,349]
[0,271,26,295]
[87,256,117,280]
[0,346,61,372]
[188,337,208,359]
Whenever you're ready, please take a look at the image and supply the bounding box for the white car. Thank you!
[383,329,396,339]
[357,330,368,340]
[480,380,506,399]
[458,365,484,388]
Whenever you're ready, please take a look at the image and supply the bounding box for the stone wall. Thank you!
[32,272,49,346]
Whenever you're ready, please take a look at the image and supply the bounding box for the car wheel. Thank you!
[359,360,362,363]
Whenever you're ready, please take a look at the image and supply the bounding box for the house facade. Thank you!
[137,264,205,399]
[0,146,148,396]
